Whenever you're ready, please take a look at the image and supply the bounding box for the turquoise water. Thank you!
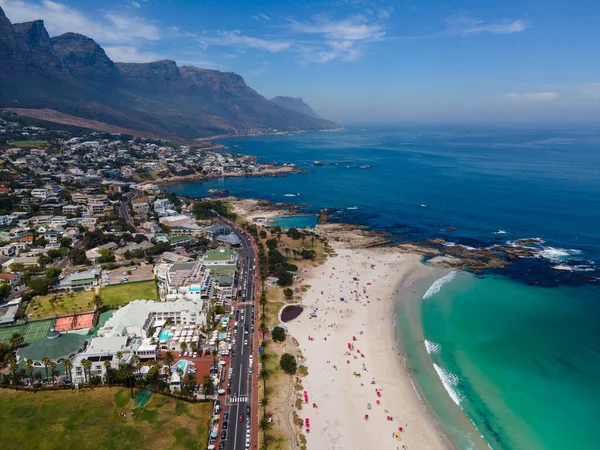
[159,329,173,342]
[167,127,600,449]
[177,360,187,372]
[419,272,600,450]
[271,214,318,229]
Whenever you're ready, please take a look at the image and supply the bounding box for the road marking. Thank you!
[229,396,248,403]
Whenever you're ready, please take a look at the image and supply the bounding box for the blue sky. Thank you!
[2,0,600,124]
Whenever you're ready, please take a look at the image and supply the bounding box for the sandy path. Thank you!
[286,248,450,450]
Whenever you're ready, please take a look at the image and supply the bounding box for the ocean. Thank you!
[166,126,600,449]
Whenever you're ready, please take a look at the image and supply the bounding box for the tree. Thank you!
[81,359,92,385]
[258,417,273,447]
[68,248,89,266]
[0,282,11,300]
[42,357,50,382]
[286,228,301,240]
[283,288,294,300]
[93,295,103,310]
[9,332,24,350]
[8,359,18,386]
[49,361,57,386]
[201,374,214,395]
[271,326,286,343]
[259,396,270,419]
[258,368,270,395]
[183,373,196,396]
[59,237,73,248]
[259,230,267,239]
[62,359,73,385]
[190,342,197,352]
[116,351,123,368]
[164,351,174,367]
[25,359,34,388]
[279,353,297,375]
[104,360,112,386]
[180,342,187,353]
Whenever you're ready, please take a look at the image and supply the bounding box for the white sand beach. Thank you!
[286,248,451,450]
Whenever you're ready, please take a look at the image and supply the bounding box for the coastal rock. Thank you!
[318,208,330,225]
[207,189,230,196]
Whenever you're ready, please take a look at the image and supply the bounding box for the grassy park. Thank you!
[9,140,49,147]
[27,291,96,319]
[0,388,212,450]
[99,280,159,308]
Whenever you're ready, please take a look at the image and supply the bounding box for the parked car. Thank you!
[221,430,227,440]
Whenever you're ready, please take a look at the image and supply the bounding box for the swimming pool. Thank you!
[176,360,188,373]
[159,329,174,342]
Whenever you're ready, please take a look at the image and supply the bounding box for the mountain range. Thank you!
[0,6,338,140]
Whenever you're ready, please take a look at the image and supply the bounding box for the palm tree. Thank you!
[258,417,273,448]
[8,359,18,386]
[190,342,197,352]
[81,359,92,386]
[180,342,187,354]
[115,351,123,368]
[41,357,50,383]
[259,352,269,364]
[164,350,174,367]
[62,359,73,385]
[133,355,141,375]
[211,349,218,366]
[49,361,57,387]
[258,368,270,396]
[25,359,34,388]
[259,396,270,419]
[9,332,24,350]
[103,360,111,386]
[93,294,103,310]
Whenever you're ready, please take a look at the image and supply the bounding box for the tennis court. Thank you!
[0,320,52,344]
[54,312,95,332]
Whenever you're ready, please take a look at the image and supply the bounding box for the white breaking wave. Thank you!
[537,246,582,262]
[284,193,297,197]
[424,340,441,355]
[433,363,462,406]
[493,230,507,235]
[346,206,360,210]
[552,264,595,272]
[423,271,457,299]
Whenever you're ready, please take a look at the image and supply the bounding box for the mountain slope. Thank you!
[270,96,321,119]
[0,6,338,139]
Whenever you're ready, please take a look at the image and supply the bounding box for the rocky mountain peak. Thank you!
[0,5,19,58]
[116,59,183,89]
[51,32,118,82]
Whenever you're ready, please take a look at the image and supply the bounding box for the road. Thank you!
[119,188,143,230]
[223,225,257,450]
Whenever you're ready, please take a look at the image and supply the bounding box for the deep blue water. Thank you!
[166,127,600,449]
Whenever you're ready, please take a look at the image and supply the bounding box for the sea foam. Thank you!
[433,363,462,406]
[423,271,457,299]
[424,340,441,355]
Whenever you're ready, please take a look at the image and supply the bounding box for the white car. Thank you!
[245,439,251,448]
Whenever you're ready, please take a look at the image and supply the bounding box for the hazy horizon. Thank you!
[2,0,599,124]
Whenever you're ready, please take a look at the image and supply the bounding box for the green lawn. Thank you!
[27,291,96,319]
[9,140,49,147]
[0,388,212,450]
[100,280,159,308]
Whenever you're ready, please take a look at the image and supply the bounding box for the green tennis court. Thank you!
[0,320,52,344]
[133,389,152,407]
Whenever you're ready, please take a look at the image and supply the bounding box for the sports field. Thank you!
[27,291,96,319]
[0,388,212,450]
[0,320,51,344]
[100,280,159,308]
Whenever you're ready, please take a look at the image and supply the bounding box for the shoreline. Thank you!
[286,247,453,449]
[194,127,345,142]
[145,166,305,186]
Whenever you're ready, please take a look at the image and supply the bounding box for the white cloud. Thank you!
[198,31,292,53]
[103,45,160,63]
[577,83,600,99]
[252,13,270,21]
[131,1,141,8]
[288,15,386,62]
[504,92,559,101]
[0,0,160,43]
[445,12,526,36]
